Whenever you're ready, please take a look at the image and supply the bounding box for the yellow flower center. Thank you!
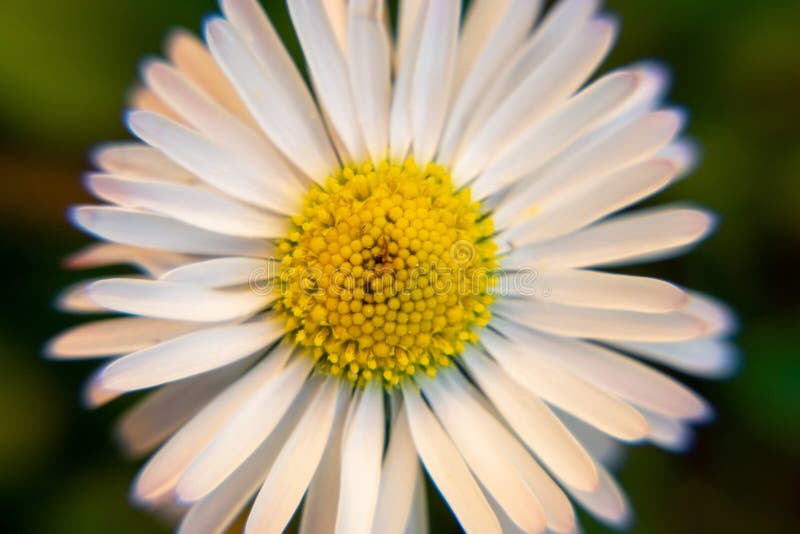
[276,158,498,388]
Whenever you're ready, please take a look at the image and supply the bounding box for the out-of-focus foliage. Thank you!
[0,1,797,532]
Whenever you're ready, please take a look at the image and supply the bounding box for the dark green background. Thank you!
[1,0,798,532]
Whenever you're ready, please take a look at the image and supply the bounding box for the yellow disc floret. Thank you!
[276,158,498,388]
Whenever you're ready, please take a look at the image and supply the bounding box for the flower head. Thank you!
[50,0,736,532]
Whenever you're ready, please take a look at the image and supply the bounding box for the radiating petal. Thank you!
[88,279,274,322]
[176,356,313,501]
[91,142,194,183]
[402,384,501,534]
[335,382,385,534]
[566,462,631,529]
[65,243,192,276]
[246,378,343,534]
[613,338,740,379]
[98,318,282,392]
[160,257,275,288]
[481,328,648,441]
[71,206,271,257]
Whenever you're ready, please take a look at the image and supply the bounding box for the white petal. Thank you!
[287,0,366,161]
[246,378,343,534]
[88,279,273,322]
[389,0,427,160]
[502,207,716,270]
[500,158,677,246]
[143,60,305,195]
[71,206,271,257]
[91,142,194,183]
[160,257,275,288]
[56,277,127,314]
[205,16,338,179]
[461,347,598,492]
[502,269,687,313]
[494,110,683,230]
[498,321,712,420]
[660,139,700,180]
[470,70,639,199]
[684,291,737,336]
[87,175,286,239]
[454,17,617,181]
[402,385,501,534]
[454,0,599,165]
[557,410,625,468]
[421,376,547,533]
[335,382,385,534]
[371,403,419,534]
[566,462,631,529]
[298,385,350,534]
[347,0,391,162]
[116,369,237,457]
[127,111,299,214]
[133,344,293,502]
[481,328,648,441]
[176,356,313,501]
[65,243,192,276]
[178,373,317,534]
[404,465,429,534]
[612,338,740,379]
[410,0,461,164]
[165,29,254,124]
[447,371,579,533]
[98,318,282,392]
[495,299,707,342]
[83,369,122,408]
[438,0,542,165]
[46,317,203,359]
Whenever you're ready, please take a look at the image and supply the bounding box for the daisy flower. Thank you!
[50,0,737,532]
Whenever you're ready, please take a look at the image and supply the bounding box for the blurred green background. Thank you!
[1,0,798,532]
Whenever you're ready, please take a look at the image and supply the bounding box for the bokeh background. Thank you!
[1,0,798,532]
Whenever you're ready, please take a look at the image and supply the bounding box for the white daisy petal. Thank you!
[91,142,194,183]
[643,409,694,452]
[438,0,542,165]
[456,0,599,159]
[613,338,740,379]
[404,465,429,534]
[371,402,419,534]
[454,17,617,181]
[127,110,299,214]
[83,369,122,408]
[460,347,598,492]
[347,0,391,162]
[494,109,684,230]
[557,410,625,468]
[660,139,700,180]
[335,381,385,534]
[87,279,273,322]
[46,317,203,359]
[401,384,502,534]
[502,207,716,270]
[298,386,350,534]
[495,299,707,342]
[684,291,738,336]
[116,368,238,457]
[410,0,461,164]
[566,462,631,529]
[86,175,286,239]
[159,257,275,288]
[421,376,547,534]
[98,318,282,392]
[165,29,254,124]
[64,243,192,276]
[500,157,678,246]
[503,269,687,313]
[439,370,577,533]
[71,206,271,257]
[246,378,343,534]
[470,70,639,198]
[481,328,648,441]
[133,344,293,503]
[204,17,338,179]
[56,277,131,314]
[496,320,712,420]
[178,373,318,534]
[176,356,313,502]
[288,0,366,161]
[389,0,427,160]
[143,59,305,195]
